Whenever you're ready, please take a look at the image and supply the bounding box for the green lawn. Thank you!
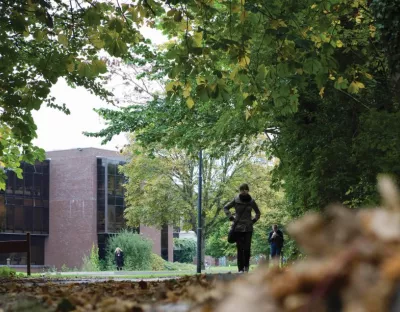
[16,265,253,279]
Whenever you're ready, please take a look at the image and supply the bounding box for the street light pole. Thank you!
[196,149,203,274]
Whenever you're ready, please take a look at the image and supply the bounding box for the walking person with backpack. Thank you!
[224,183,261,273]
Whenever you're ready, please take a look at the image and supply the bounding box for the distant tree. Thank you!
[121,137,276,266]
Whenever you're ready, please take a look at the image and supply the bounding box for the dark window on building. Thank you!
[24,164,35,173]
[34,162,42,173]
[0,160,50,235]
[34,174,42,196]
[15,175,24,195]
[43,208,49,232]
[107,175,115,196]
[98,158,127,234]
[42,161,49,175]
[33,207,44,233]
[108,197,115,205]
[173,227,180,239]
[0,234,45,265]
[98,175,105,191]
[24,173,33,196]
[14,205,24,232]
[5,170,15,195]
[5,205,14,231]
[116,176,124,197]
[42,174,49,199]
[0,196,5,232]
[23,206,33,232]
[115,197,124,206]
[108,205,116,233]
[97,206,105,233]
[115,206,124,229]
[97,158,106,233]
[161,224,169,261]
[97,233,110,260]
[108,162,116,175]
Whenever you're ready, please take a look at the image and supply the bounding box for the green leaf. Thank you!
[169,65,183,79]
[84,9,101,26]
[105,38,128,57]
[92,60,107,74]
[303,58,323,74]
[277,63,290,78]
[197,85,209,101]
[33,30,46,42]
[78,62,93,78]
[109,18,124,33]
[257,64,267,81]
[334,77,349,90]
[58,34,68,47]
[66,62,75,72]
[186,97,195,108]
[315,73,328,89]
[347,81,365,94]
[192,32,203,48]
[90,34,105,49]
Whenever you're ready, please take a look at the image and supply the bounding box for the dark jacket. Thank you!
[115,251,124,267]
[224,195,261,232]
[268,230,284,247]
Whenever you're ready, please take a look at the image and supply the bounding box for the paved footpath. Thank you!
[48,270,196,276]
[37,272,240,284]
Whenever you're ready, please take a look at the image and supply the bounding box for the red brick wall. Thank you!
[44,148,174,268]
[140,225,161,256]
[168,225,173,262]
[45,148,123,269]
[140,225,174,262]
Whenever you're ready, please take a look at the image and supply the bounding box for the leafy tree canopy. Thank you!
[86,0,400,218]
[3,0,399,223]
[0,0,149,187]
[121,137,269,232]
[271,88,400,216]
[87,0,392,151]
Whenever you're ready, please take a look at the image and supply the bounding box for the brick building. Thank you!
[0,148,173,269]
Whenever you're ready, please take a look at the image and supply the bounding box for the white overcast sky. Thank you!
[32,27,166,152]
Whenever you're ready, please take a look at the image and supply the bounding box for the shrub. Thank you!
[151,254,165,271]
[0,267,17,278]
[61,264,69,272]
[99,259,107,271]
[173,238,196,263]
[81,244,101,272]
[151,254,196,271]
[105,229,153,270]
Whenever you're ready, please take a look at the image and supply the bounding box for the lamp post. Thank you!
[196,149,203,274]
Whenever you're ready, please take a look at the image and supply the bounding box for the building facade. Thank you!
[0,161,49,266]
[0,148,173,269]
